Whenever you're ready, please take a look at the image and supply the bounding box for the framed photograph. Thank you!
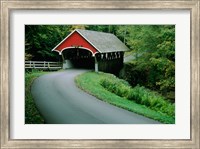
[1,0,199,148]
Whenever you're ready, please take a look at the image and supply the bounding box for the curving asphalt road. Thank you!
[31,69,161,124]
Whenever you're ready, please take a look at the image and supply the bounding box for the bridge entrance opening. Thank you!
[62,48,95,69]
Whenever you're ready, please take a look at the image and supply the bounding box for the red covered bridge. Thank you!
[52,29,129,74]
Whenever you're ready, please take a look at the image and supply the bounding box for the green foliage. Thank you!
[75,71,175,124]
[119,61,148,86]
[25,25,71,61]
[100,77,175,117]
[100,73,130,97]
[86,25,119,34]
[25,71,47,124]
[119,25,175,100]
[69,25,88,31]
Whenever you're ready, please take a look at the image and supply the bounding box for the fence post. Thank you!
[48,62,50,69]
[33,62,35,68]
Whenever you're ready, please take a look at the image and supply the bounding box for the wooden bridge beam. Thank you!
[94,55,98,72]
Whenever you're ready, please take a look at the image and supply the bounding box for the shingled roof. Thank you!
[76,29,129,53]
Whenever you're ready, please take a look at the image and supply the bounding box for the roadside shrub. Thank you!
[100,76,175,117]
[119,61,175,101]
[129,85,175,117]
[100,76,131,98]
[119,61,148,87]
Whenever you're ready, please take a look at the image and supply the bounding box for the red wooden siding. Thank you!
[55,31,98,54]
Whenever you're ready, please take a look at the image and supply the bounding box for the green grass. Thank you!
[75,71,175,124]
[25,70,48,124]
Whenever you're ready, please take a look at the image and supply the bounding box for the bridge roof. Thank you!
[76,29,129,53]
[52,29,129,55]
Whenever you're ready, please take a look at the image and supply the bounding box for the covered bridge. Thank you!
[52,29,129,74]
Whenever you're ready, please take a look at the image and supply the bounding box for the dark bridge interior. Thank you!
[62,48,95,69]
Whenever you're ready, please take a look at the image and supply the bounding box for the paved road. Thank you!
[31,69,160,124]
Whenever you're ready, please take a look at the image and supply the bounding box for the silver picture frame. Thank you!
[1,0,199,148]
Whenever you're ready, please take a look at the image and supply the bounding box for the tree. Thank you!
[25,25,71,61]
[119,25,175,99]
[69,25,88,32]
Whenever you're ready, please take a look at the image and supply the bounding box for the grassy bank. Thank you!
[75,71,175,124]
[100,78,175,117]
[25,71,48,124]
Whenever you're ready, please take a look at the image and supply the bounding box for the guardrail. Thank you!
[25,61,62,70]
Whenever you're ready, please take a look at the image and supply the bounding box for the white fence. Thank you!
[25,61,62,70]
